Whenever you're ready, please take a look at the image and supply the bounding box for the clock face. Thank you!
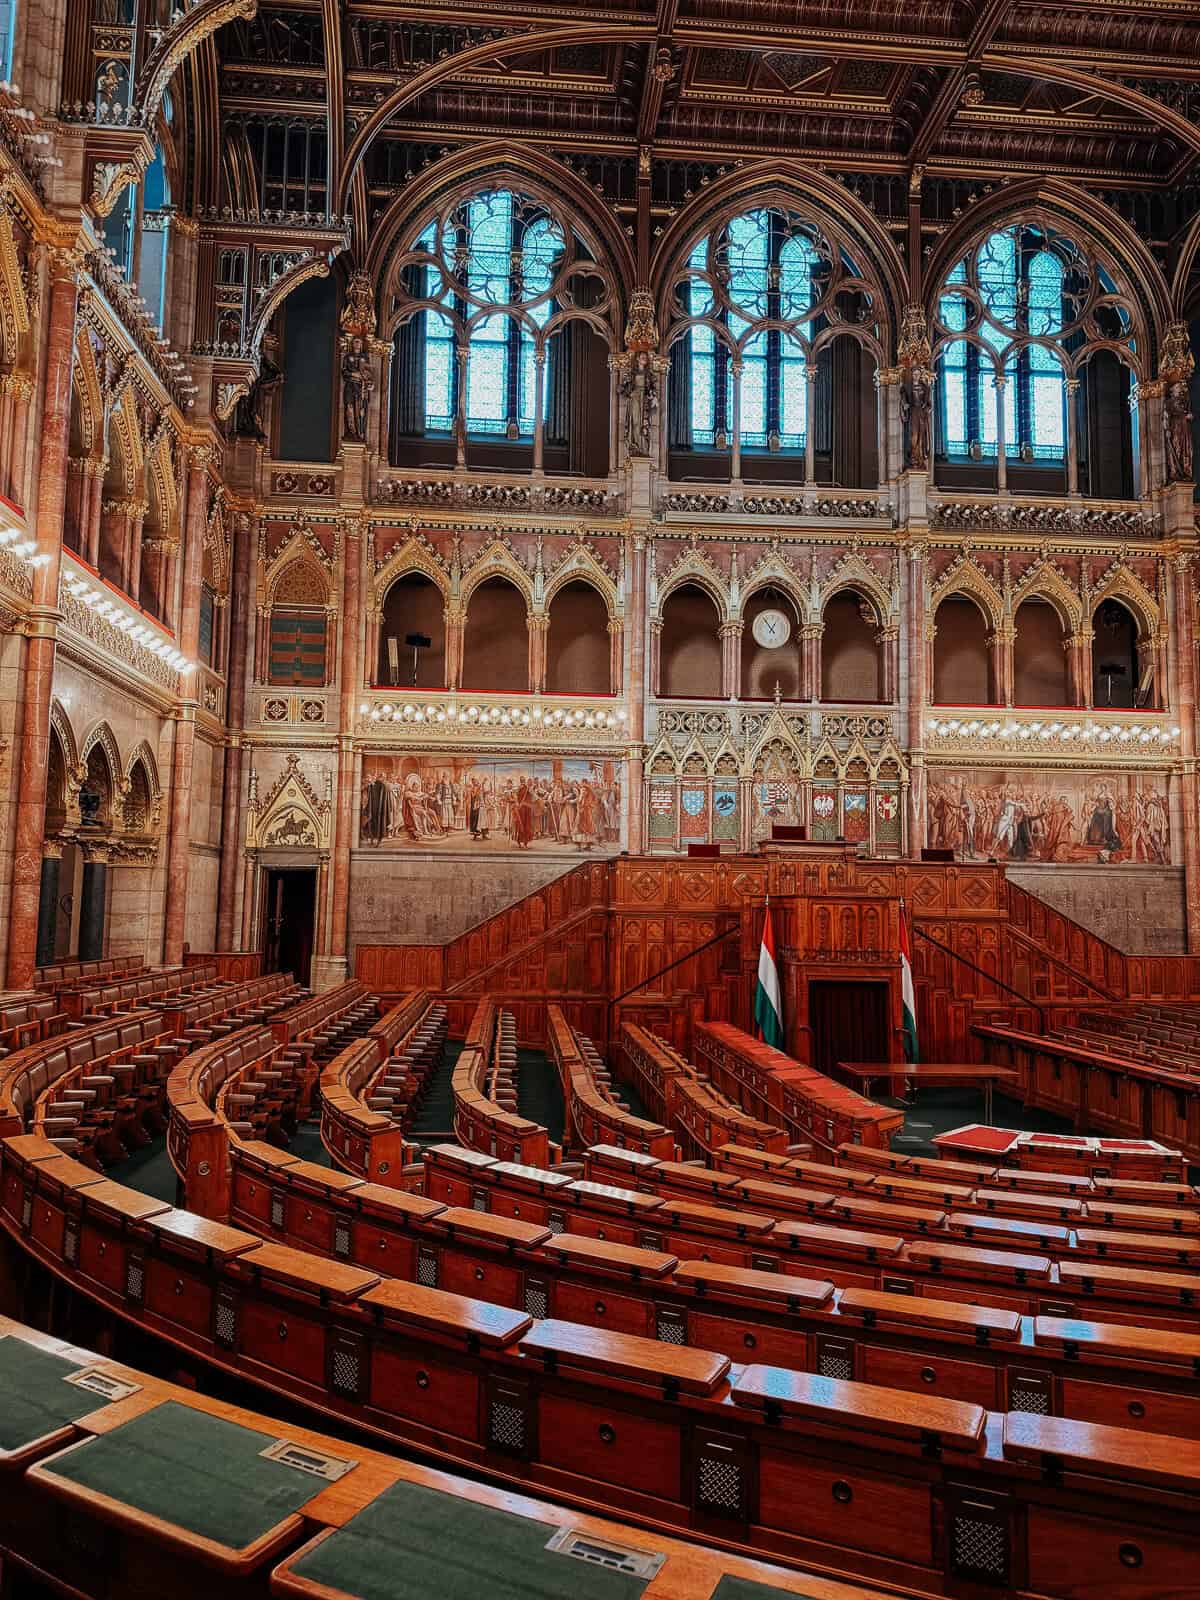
[752,608,792,650]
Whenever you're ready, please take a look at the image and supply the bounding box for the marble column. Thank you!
[217,512,256,948]
[161,446,211,966]
[84,460,105,568]
[905,543,928,854]
[993,375,1008,494]
[720,622,742,700]
[527,614,548,693]
[626,534,647,854]
[608,618,623,696]
[78,849,108,961]
[8,375,32,509]
[328,520,364,978]
[1065,378,1081,496]
[6,250,79,991]
[1167,547,1200,948]
[34,844,62,968]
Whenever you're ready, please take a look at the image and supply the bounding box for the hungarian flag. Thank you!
[900,900,919,1063]
[754,900,785,1051]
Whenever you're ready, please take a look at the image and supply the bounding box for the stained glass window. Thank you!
[936,228,1066,463]
[417,191,561,439]
[683,210,817,452]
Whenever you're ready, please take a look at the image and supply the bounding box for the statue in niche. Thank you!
[341,336,373,442]
[619,349,659,457]
[899,367,932,470]
[78,784,103,827]
[1164,379,1194,484]
[233,338,282,442]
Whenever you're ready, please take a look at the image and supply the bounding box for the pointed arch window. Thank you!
[935,228,1070,463]
[683,210,818,451]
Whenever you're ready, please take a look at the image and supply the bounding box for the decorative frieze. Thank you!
[931,500,1160,540]
[926,709,1180,763]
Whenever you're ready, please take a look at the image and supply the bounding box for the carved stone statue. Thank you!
[899,367,932,471]
[1165,378,1194,484]
[619,349,659,457]
[341,335,374,442]
[233,340,282,442]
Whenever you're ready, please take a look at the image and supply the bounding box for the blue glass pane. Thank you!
[1031,373,1065,457]
[943,371,967,454]
[516,331,546,435]
[727,210,770,319]
[466,318,509,430]
[780,356,807,447]
[1029,341,1058,371]
[978,230,1018,327]
[741,352,767,446]
[1028,250,1064,336]
[466,192,514,302]
[424,310,455,431]
[691,350,716,442]
[1003,356,1018,456]
[691,320,714,354]
[779,234,816,323]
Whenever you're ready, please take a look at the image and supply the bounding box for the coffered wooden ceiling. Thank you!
[211,0,1200,250]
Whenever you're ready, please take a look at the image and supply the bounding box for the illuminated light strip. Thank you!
[60,569,195,674]
[357,699,628,731]
[928,716,1180,746]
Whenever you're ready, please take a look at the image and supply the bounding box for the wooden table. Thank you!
[838,1061,1021,1125]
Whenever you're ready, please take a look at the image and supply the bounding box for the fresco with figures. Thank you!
[360,755,621,853]
[927,770,1170,864]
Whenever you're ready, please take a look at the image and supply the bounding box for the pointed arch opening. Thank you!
[546,579,610,696]
[1013,597,1071,707]
[462,575,528,693]
[1092,597,1141,709]
[741,585,802,700]
[660,582,722,699]
[933,593,995,705]
[378,571,447,688]
[821,589,882,703]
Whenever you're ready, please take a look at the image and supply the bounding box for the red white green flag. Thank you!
[754,900,785,1051]
[900,900,919,1063]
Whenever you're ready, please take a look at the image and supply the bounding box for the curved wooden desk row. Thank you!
[34,955,143,989]
[319,991,445,1181]
[976,1023,1200,1164]
[452,998,550,1166]
[269,980,375,1049]
[0,993,68,1054]
[0,1317,887,1600]
[548,1007,677,1160]
[64,960,220,1021]
[0,1009,173,1146]
[831,1141,1198,1206]
[691,1023,904,1158]
[214,1134,1200,1440]
[23,977,307,1173]
[3,1135,1200,1599]
[169,988,381,1216]
[619,1026,791,1162]
[424,1144,1200,1333]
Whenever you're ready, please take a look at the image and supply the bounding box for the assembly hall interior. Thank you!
[2,4,1200,1600]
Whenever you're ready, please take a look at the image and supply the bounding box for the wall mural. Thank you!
[360,755,621,853]
[928,770,1170,865]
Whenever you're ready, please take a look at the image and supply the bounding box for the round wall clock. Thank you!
[752,608,792,649]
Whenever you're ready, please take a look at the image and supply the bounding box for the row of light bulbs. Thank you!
[0,525,49,567]
[62,572,193,672]
[929,717,1180,746]
[359,701,628,730]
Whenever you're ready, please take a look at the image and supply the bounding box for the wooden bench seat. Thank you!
[519,1317,730,1397]
[361,1278,531,1350]
[1003,1410,1200,1492]
[536,1233,678,1280]
[837,1286,1023,1343]
[1033,1313,1200,1373]
[731,1363,987,1454]
[672,1259,835,1310]
[428,1206,551,1253]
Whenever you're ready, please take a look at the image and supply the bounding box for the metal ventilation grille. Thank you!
[330,1346,361,1399]
[656,1307,686,1345]
[63,1218,79,1264]
[333,1219,351,1258]
[213,1290,238,1348]
[488,1400,526,1454]
[817,1349,853,1381]
[66,1367,141,1402]
[1009,1372,1052,1414]
[524,1281,549,1320]
[544,1527,665,1580]
[125,1258,145,1303]
[952,1514,1008,1582]
[269,1191,285,1230]
[260,1439,356,1481]
[696,1456,742,1516]
[547,1211,565,1235]
[416,1247,439,1288]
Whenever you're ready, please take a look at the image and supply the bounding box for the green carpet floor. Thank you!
[407,1040,459,1144]
[516,1048,564,1147]
[109,1135,179,1204]
[888,1086,1072,1156]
